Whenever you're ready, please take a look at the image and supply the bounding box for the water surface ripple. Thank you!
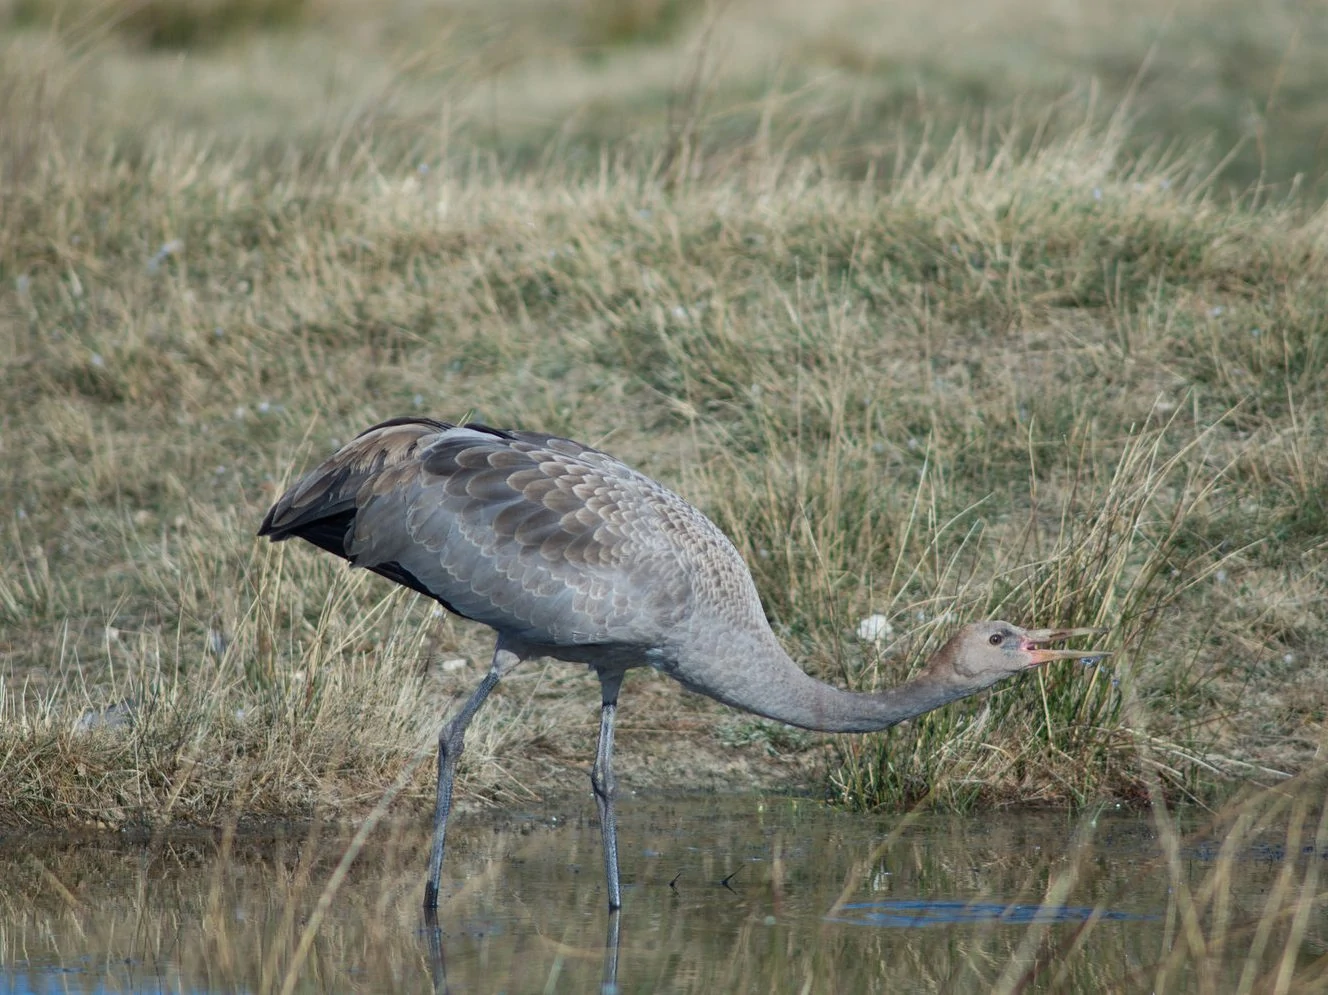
[0,796,1311,993]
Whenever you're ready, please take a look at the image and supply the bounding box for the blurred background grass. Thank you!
[3,0,1327,195]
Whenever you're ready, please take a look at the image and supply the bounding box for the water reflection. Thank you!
[828,899,1158,927]
[0,796,1317,993]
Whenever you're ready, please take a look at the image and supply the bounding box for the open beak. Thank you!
[1021,627,1112,667]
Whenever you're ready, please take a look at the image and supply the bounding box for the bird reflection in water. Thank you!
[422,906,622,995]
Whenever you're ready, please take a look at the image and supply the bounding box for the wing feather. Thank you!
[260,417,701,647]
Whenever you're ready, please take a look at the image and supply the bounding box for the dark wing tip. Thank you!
[256,506,281,538]
[257,499,296,540]
[258,415,453,541]
[259,509,357,559]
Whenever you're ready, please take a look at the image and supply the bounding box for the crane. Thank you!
[259,416,1108,910]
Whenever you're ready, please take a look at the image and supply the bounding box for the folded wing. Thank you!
[259,418,695,647]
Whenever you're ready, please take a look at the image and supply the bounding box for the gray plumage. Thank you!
[259,416,1109,911]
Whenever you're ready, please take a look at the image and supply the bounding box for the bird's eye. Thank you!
[988,633,1003,646]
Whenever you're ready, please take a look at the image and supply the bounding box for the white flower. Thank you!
[856,614,893,644]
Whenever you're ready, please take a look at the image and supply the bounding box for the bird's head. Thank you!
[924,620,1110,691]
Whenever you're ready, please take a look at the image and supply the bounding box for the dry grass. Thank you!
[1,0,1326,837]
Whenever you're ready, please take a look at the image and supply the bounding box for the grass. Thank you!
[0,0,1326,840]
[7,0,310,49]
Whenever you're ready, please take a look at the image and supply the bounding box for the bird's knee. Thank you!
[439,720,467,760]
[590,764,616,802]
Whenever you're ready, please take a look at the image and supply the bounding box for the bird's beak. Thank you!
[1021,627,1111,667]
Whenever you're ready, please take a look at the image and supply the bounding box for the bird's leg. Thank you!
[601,908,622,993]
[590,670,626,911]
[424,645,518,910]
[423,906,449,995]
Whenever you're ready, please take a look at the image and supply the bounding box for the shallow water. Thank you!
[0,795,1319,993]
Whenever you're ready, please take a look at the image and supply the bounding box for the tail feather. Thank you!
[258,416,453,544]
[259,417,467,606]
[264,509,356,558]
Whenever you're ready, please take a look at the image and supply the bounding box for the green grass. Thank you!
[1,0,1326,833]
[9,0,310,49]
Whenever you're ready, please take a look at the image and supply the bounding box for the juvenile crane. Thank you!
[259,416,1107,911]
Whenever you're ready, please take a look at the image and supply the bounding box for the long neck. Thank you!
[672,624,970,734]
